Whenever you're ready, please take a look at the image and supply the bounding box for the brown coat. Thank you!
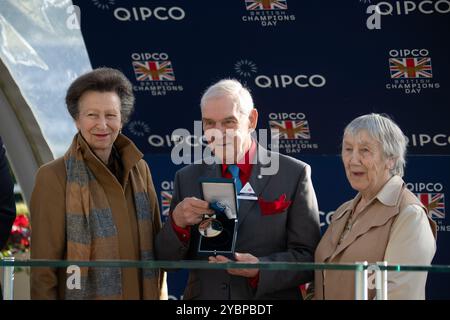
[30,134,166,299]
[314,176,436,300]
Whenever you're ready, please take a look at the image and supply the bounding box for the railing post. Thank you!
[2,257,15,300]
[376,261,388,300]
[354,261,368,300]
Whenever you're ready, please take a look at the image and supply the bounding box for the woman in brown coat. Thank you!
[314,113,436,300]
[30,68,166,300]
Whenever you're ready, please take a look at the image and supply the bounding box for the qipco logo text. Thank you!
[375,1,450,15]
[255,74,326,89]
[114,7,186,22]
[269,113,306,120]
[389,49,429,58]
[161,181,174,191]
[406,182,443,193]
[131,52,169,61]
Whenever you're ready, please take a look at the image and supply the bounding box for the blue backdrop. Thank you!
[72,0,450,299]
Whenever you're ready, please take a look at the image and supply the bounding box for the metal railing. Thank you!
[2,259,449,300]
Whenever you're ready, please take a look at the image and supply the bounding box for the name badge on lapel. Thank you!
[237,182,258,201]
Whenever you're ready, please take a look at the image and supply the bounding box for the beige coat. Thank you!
[315,176,436,300]
[30,134,166,299]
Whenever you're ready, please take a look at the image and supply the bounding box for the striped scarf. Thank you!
[63,134,160,299]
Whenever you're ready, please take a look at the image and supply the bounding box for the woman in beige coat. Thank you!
[30,68,166,300]
[314,113,436,300]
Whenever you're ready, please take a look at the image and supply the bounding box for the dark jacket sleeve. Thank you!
[0,136,16,250]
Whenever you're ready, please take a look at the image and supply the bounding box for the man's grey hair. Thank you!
[200,79,254,115]
[344,113,407,177]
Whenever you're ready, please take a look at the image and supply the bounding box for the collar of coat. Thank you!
[332,175,404,222]
[322,175,406,261]
[72,132,144,185]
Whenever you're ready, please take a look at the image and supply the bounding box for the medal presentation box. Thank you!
[198,178,239,259]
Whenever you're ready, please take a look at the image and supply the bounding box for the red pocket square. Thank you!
[258,194,292,216]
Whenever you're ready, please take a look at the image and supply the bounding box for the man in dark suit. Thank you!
[156,79,320,299]
[0,136,16,299]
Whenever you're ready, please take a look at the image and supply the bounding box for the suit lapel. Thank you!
[203,161,221,179]
[194,160,221,202]
[237,146,273,228]
[329,201,400,261]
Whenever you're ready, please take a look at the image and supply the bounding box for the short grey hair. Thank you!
[200,79,254,115]
[344,113,407,177]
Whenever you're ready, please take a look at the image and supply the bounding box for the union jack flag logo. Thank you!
[269,120,310,140]
[416,193,445,219]
[160,191,173,217]
[245,0,288,10]
[132,60,175,81]
[389,57,433,79]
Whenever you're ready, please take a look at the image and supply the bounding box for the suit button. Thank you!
[220,283,228,290]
